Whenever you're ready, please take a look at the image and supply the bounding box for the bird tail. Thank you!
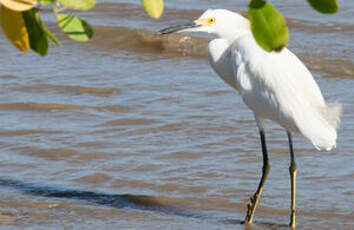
[298,102,342,151]
[321,102,342,131]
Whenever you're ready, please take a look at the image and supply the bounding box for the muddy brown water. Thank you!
[0,1,354,229]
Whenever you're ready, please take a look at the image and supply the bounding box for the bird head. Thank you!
[158,9,250,41]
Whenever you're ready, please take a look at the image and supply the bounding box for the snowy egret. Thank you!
[158,9,341,228]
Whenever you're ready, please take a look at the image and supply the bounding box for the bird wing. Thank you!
[230,34,337,150]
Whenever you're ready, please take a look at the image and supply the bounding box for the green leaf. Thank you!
[23,7,60,47]
[307,0,338,14]
[248,0,288,52]
[58,0,96,11]
[32,7,60,46]
[22,8,49,56]
[57,14,93,41]
[39,0,54,5]
[142,0,163,19]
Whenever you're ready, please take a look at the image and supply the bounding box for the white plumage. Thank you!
[158,8,341,227]
[203,9,341,151]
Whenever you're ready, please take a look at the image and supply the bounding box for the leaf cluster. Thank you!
[0,0,339,55]
[0,0,95,56]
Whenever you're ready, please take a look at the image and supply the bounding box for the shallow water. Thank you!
[0,1,354,229]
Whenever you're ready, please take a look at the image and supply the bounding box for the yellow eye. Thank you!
[208,17,216,24]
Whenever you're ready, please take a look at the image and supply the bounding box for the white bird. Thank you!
[158,9,341,228]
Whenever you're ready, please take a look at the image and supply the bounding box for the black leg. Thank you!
[245,130,270,224]
[288,132,296,228]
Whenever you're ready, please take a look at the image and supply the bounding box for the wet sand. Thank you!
[0,1,354,229]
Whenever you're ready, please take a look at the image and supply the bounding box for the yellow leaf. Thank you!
[0,0,37,12]
[142,0,163,19]
[0,5,30,52]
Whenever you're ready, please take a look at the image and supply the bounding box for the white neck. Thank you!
[216,15,251,42]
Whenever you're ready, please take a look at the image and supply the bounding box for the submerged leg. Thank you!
[288,132,296,229]
[245,130,270,225]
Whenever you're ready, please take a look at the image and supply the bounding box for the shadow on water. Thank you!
[0,178,202,218]
[0,178,217,219]
[0,178,288,229]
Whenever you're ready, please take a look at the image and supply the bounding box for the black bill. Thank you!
[157,23,201,35]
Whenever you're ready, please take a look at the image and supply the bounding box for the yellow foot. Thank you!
[289,210,296,229]
[244,193,259,224]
